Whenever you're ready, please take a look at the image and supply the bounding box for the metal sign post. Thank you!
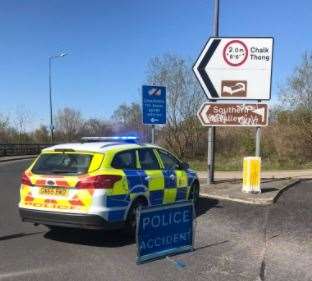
[255,127,261,157]
[142,85,166,144]
[207,0,220,184]
[151,125,155,144]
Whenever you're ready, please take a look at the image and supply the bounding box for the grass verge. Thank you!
[188,157,312,171]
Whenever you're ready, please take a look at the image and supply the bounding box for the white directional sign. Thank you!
[193,37,273,100]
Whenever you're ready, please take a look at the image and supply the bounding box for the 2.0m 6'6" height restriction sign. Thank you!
[193,37,273,100]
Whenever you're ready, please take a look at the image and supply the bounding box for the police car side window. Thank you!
[158,150,180,170]
[138,149,160,170]
[111,150,136,170]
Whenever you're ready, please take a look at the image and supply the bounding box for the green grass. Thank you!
[188,157,312,171]
[189,158,242,171]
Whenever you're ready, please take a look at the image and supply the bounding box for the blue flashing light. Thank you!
[81,136,139,143]
[111,136,138,140]
[108,136,139,143]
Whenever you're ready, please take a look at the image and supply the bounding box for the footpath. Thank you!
[197,170,312,180]
[198,169,312,205]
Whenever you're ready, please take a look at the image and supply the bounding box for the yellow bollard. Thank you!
[242,157,261,193]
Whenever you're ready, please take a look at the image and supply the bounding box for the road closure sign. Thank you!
[193,37,273,100]
[197,103,269,127]
[142,85,166,125]
[136,202,194,264]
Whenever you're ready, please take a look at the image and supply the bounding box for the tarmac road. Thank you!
[0,160,311,281]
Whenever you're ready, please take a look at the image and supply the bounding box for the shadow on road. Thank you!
[197,197,222,217]
[261,187,278,193]
[0,231,44,241]
[44,228,134,247]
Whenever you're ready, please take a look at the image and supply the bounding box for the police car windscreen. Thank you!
[32,153,93,175]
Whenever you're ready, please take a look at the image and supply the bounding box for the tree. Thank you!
[111,103,148,140]
[32,125,50,143]
[55,108,84,142]
[13,107,31,143]
[146,54,205,158]
[0,114,10,143]
[278,52,312,161]
[281,52,312,110]
[81,118,113,137]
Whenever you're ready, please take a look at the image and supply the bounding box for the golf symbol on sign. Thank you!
[193,37,273,100]
[142,85,166,125]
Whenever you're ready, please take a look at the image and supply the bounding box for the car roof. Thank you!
[42,141,161,153]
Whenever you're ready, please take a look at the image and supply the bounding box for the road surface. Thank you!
[0,160,311,281]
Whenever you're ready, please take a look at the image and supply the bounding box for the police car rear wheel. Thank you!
[126,198,147,236]
[47,225,66,232]
[189,183,200,214]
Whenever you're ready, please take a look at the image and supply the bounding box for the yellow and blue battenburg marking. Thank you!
[104,168,198,223]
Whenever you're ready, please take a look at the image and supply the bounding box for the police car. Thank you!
[19,137,199,233]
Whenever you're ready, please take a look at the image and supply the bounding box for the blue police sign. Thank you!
[142,85,166,125]
[136,202,194,263]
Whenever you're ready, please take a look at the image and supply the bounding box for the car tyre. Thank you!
[46,225,66,232]
[125,198,147,236]
[189,182,200,215]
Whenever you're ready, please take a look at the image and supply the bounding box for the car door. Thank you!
[137,148,164,206]
[157,149,189,203]
[110,149,143,201]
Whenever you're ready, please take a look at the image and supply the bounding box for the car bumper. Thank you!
[19,208,125,230]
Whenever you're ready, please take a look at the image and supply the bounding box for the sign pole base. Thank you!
[255,127,261,157]
[207,127,215,184]
[151,125,155,144]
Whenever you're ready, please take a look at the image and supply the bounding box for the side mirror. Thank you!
[180,162,190,170]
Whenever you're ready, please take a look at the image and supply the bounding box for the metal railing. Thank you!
[0,144,50,157]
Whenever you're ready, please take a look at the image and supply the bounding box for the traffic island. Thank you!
[199,178,300,205]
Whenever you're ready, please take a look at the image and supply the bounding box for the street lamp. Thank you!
[49,52,69,143]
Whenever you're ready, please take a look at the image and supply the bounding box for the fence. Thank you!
[0,144,50,157]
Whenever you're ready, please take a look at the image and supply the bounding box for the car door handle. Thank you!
[169,174,175,180]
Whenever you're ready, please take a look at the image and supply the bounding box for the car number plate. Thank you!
[40,187,69,197]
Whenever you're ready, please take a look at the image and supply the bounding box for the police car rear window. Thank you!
[32,153,93,175]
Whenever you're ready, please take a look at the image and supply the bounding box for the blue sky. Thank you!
[0,0,311,129]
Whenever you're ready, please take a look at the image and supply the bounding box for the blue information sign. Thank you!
[136,202,194,263]
[142,85,166,125]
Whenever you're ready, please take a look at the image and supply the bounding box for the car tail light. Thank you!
[75,175,122,189]
[21,172,33,186]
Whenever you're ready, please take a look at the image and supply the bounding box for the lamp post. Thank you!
[49,52,68,143]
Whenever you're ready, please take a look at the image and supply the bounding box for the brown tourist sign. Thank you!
[197,103,268,127]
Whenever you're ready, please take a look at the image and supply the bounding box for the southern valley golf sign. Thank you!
[198,103,268,127]
[193,37,273,100]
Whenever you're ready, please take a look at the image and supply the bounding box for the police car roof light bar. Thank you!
[81,136,139,144]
